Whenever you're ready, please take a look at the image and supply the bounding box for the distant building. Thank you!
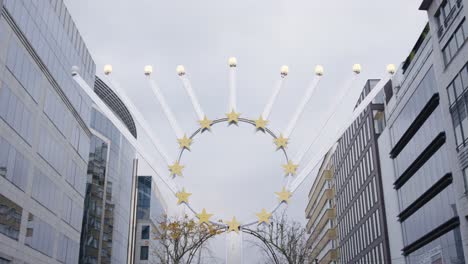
[333,80,390,263]
[79,77,138,264]
[0,1,95,263]
[305,146,338,264]
[134,176,167,263]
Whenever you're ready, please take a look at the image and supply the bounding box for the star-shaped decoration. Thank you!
[178,134,192,150]
[176,188,192,205]
[255,116,269,130]
[197,209,214,225]
[282,161,298,176]
[256,209,272,225]
[198,116,213,131]
[274,134,288,149]
[226,216,241,233]
[226,110,241,124]
[169,161,184,177]
[275,187,292,204]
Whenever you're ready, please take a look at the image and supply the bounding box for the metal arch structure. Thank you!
[72,61,395,243]
[175,117,291,229]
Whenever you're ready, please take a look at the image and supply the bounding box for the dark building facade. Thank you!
[134,176,166,263]
[79,77,137,264]
[333,80,391,263]
[0,0,95,263]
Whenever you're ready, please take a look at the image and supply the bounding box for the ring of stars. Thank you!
[172,116,295,233]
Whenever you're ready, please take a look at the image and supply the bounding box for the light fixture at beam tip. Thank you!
[315,65,324,76]
[280,65,289,77]
[228,57,237,67]
[71,66,80,76]
[104,64,113,75]
[387,64,396,75]
[352,64,362,74]
[144,65,153,76]
[176,65,186,76]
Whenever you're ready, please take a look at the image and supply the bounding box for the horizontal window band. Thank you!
[398,173,452,222]
[402,216,459,256]
[390,93,440,159]
[394,132,446,189]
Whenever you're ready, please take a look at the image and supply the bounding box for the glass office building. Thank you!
[378,16,466,262]
[0,0,95,263]
[333,80,391,263]
[134,176,166,263]
[79,77,137,264]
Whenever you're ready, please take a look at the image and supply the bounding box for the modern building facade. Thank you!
[79,76,138,264]
[134,176,166,263]
[305,146,338,264]
[0,0,95,263]
[333,80,391,263]
[420,0,468,262]
[377,13,466,263]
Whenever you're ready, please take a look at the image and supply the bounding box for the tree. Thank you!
[245,212,314,264]
[153,215,224,264]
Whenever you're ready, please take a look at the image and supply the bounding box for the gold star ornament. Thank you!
[176,188,192,205]
[197,209,214,225]
[199,116,213,131]
[275,187,292,204]
[255,116,268,130]
[256,209,272,224]
[169,161,184,177]
[226,217,241,233]
[178,134,192,150]
[274,134,288,149]
[226,110,240,124]
[282,160,298,176]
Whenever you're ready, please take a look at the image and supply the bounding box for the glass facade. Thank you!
[389,66,464,262]
[333,80,390,263]
[80,108,136,264]
[0,0,95,263]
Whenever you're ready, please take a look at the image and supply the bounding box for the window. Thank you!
[141,225,150,239]
[442,20,467,65]
[140,246,149,260]
[0,193,22,240]
[463,167,468,192]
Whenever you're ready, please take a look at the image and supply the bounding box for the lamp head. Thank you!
[104,64,113,75]
[280,65,289,77]
[352,64,362,74]
[228,57,237,67]
[144,65,153,76]
[176,65,186,76]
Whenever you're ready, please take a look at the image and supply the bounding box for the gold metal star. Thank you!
[275,187,292,204]
[178,134,192,150]
[169,161,184,177]
[282,161,298,176]
[256,209,272,224]
[274,134,288,149]
[226,217,241,233]
[176,188,192,205]
[197,208,214,225]
[226,110,240,124]
[199,116,213,131]
[255,116,269,130]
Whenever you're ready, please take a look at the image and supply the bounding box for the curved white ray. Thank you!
[261,77,286,120]
[292,73,358,164]
[72,72,179,195]
[178,73,205,120]
[283,75,322,138]
[289,75,391,193]
[147,77,185,138]
[229,65,237,112]
[103,75,172,164]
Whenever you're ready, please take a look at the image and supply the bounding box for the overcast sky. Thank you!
[64,0,427,262]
